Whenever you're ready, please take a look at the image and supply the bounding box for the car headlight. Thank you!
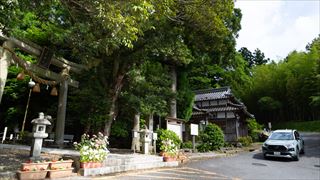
[286,143,295,149]
[286,143,296,151]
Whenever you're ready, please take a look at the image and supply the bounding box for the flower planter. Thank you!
[21,162,49,171]
[47,168,74,179]
[17,170,48,180]
[163,156,177,162]
[49,160,73,170]
[80,162,102,169]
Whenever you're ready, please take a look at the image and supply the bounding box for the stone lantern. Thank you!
[140,127,152,155]
[30,112,51,160]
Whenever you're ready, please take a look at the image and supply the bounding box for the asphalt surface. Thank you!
[103,132,320,180]
[188,132,320,180]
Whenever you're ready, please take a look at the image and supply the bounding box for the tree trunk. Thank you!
[170,66,177,118]
[0,41,15,104]
[103,73,125,136]
[131,112,140,151]
[148,113,154,132]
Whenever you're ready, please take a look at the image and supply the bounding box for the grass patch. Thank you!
[273,120,320,132]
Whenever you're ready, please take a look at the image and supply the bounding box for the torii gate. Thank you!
[0,35,85,147]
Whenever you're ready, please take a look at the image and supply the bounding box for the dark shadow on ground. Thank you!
[252,152,294,162]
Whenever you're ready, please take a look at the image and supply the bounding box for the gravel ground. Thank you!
[0,148,62,172]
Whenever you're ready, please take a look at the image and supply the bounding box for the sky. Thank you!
[235,0,320,61]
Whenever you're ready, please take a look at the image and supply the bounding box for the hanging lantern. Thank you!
[50,86,58,96]
[16,72,25,80]
[32,83,41,93]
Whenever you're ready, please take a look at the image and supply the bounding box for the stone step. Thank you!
[81,160,179,176]
[103,154,164,166]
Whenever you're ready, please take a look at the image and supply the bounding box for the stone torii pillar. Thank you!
[55,69,69,147]
[0,41,14,103]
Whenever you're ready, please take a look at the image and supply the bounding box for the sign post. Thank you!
[190,124,199,152]
[268,122,272,131]
[153,133,157,154]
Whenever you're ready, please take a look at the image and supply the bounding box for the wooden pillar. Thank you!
[235,119,239,140]
[0,41,14,104]
[55,78,68,147]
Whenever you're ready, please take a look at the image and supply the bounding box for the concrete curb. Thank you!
[0,171,16,180]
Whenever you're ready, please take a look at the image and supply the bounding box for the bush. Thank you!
[181,141,193,149]
[197,123,224,152]
[246,119,263,142]
[156,129,181,152]
[238,136,253,147]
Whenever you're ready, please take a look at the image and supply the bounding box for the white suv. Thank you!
[262,129,304,161]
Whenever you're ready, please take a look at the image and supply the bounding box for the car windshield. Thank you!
[269,132,293,140]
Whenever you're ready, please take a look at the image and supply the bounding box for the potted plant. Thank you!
[17,160,49,180]
[161,138,178,162]
[49,159,73,170]
[17,169,48,180]
[47,159,74,178]
[21,159,49,172]
[74,132,109,168]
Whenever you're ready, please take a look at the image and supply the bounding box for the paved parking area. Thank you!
[94,167,232,180]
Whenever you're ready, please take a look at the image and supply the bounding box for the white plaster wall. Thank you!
[217,112,225,118]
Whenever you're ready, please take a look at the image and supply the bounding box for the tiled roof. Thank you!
[192,106,240,116]
[194,87,231,101]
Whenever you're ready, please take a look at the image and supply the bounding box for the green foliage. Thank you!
[1,0,244,140]
[110,120,130,138]
[273,120,320,132]
[246,119,263,141]
[177,70,195,120]
[258,96,282,111]
[181,141,193,149]
[197,123,224,152]
[238,136,253,147]
[239,36,320,124]
[156,129,181,152]
[121,60,173,120]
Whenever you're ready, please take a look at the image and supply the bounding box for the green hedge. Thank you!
[273,120,320,132]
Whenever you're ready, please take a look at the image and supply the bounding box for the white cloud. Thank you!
[235,1,320,61]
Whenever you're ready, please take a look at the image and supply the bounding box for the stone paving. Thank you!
[0,143,260,179]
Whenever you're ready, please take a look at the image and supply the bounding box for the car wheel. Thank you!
[300,142,305,154]
[293,148,299,161]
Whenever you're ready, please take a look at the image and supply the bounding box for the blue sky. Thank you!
[235,0,320,61]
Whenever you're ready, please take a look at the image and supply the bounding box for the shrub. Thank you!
[156,129,181,152]
[197,123,224,152]
[238,136,253,147]
[247,119,263,141]
[181,141,193,149]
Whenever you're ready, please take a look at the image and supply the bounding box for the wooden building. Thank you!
[190,87,254,142]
